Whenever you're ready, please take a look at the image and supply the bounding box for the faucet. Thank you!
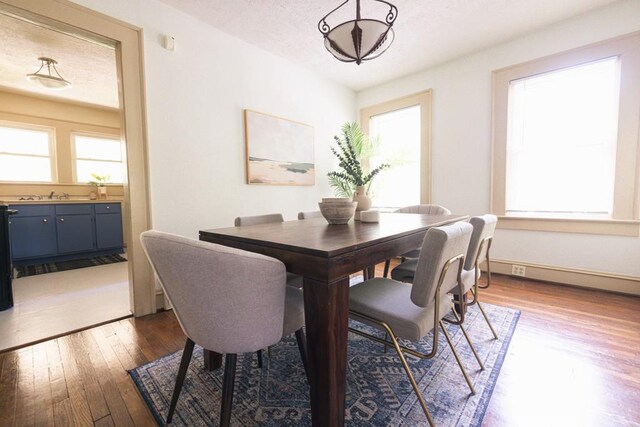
[48,191,55,199]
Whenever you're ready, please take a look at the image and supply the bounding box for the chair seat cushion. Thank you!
[390,259,418,282]
[450,268,480,296]
[286,272,303,288]
[283,285,304,337]
[401,248,421,259]
[349,278,452,342]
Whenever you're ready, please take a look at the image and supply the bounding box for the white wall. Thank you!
[72,0,356,237]
[357,0,640,277]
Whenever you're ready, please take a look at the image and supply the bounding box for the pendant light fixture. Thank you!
[26,57,72,90]
[318,0,398,65]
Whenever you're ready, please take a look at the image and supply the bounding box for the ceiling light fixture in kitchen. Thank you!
[26,57,72,90]
[318,0,398,65]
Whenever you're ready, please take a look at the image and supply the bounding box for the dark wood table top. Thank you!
[200,213,469,258]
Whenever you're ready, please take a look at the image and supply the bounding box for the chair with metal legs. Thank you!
[449,214,499,338]
[140,231,308,426]
[348,221,475,426]
[383,204,452,277]
[391,214,499,339]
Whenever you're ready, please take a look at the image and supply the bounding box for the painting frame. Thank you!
[244,109,315,186]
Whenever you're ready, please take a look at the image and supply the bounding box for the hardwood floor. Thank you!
[1,264,638,426]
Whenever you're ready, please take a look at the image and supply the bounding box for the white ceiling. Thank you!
[158,0,619,91]
[0,13,119,108]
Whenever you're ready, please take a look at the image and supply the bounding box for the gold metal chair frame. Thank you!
[452,236,498,339]
[348,254,478,427]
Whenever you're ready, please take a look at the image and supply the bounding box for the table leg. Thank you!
[203,349,222,371]
[303,276,349,427]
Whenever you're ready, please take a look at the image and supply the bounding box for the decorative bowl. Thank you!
[318,201,357,225]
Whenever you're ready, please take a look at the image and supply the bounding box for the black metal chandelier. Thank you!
[318,0,398,65]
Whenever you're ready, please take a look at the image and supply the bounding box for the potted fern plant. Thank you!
[327,122,389,212]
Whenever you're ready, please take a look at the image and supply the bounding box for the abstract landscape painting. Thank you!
[244,110,315,185]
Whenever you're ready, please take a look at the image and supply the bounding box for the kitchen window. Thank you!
[491,32,640,236]
[73,133,125,184]
[0,122,55,183]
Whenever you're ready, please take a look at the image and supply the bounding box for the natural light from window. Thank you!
[369,106,421,208]
[0,124,53,183]
[505,57,620,218]
[74,134,125,183]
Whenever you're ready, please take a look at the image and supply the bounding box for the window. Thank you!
[492,32,640,235]
[73,133,125,183]
[505,58,619,218]
[360,90,432,208]
[0,123,54,183]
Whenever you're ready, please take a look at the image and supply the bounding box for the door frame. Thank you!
[0,0,155,316]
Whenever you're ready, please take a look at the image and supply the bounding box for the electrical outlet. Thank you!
[511,265,526,277]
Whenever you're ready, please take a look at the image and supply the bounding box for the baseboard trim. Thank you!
[488,259,640,296]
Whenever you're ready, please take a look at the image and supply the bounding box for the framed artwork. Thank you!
[244,109,315,185]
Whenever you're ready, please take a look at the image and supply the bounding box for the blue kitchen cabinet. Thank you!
[9,202,123,264]
[56,214,95,254]
[9,216,57,259]
[95,203,123,249]
[54,204,95,254]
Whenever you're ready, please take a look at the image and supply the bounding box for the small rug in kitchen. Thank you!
[15,254,127,278]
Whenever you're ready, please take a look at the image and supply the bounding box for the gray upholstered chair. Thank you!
[348,221,476,426]
[140,231,308,426]
[451,214,498,338]
[235,214,303,289]
[391,214,499,338]
[382,204,452,277]
[297,210,323,220]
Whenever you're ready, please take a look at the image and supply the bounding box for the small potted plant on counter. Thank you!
[89,174,111,200]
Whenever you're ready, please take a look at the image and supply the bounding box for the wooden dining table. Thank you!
[199,212,468,427]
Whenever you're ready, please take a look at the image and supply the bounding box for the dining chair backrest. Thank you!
[411,221,473,308]
[395,204,452,215]
[463,215,498,271]
[140,230,286,354]
[298,211,323,220]
[234,213,284,226]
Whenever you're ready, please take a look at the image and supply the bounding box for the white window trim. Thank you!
[360,90,433,207]
[0,120,57,184]
[71,130,124,184]
[491,32,640,236]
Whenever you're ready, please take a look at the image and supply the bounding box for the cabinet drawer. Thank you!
[95,203,121,214]
[9,205,54,217]
[55,204,92,215]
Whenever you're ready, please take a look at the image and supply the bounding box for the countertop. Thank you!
[1,199,123,205]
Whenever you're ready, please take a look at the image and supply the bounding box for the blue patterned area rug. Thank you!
[130,303,519,426]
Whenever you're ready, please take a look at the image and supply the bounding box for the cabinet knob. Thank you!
[106,206,110,209]
[59,218,65,222]
[43,218,48,223]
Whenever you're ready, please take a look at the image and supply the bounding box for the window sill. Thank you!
[497,216,640,237]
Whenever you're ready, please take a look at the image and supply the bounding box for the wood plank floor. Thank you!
[1,264,639,426]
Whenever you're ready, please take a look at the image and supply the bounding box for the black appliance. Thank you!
[1,204,17,311]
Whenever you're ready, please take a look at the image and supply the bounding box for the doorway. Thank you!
[0,0,153,351]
